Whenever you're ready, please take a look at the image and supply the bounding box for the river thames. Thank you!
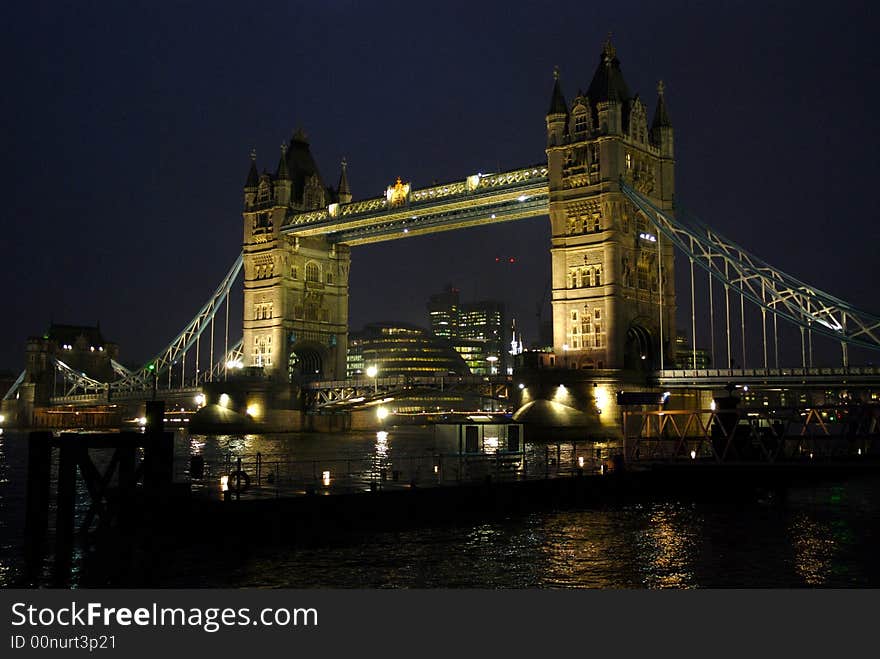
[1,428,879,588]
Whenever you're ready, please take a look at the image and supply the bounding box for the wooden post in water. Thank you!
[24,431,52,576]
[53,439,79,582]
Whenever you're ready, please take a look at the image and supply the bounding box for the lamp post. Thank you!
[562,344,569,369]
[366,365,378,394]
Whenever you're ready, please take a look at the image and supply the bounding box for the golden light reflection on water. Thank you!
[789,513,836,586]
[638,505,699,589]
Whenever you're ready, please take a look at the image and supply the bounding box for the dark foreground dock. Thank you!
[16,419,880,587]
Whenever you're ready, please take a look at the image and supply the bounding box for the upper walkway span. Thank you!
[282,165,549,245]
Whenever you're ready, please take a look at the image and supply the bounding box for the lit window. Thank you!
[305,262,320,282]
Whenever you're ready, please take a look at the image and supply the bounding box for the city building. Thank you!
[347,322,470,379]
[674,331,711,369]
[426,286,507,374]
[427,284,460,339]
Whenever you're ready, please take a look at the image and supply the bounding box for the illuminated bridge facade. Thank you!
[3,37,879,425]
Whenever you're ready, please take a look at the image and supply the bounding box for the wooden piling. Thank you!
[53,439,79,581]
[25,432,52,542]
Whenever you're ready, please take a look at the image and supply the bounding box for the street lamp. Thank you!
[562,344,569,369]
[366,364,378,393]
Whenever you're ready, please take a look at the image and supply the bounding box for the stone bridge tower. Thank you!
[242,131,350,383]
[546,38,676,371]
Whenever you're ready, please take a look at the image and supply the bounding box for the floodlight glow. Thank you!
[377,406,389,420]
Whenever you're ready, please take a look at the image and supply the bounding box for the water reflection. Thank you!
[789,513,836,586]
[638,504,699,589]
[1,428,880,587]
[371,431,391,482]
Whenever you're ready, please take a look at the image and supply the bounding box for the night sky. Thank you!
[2,0,879,373]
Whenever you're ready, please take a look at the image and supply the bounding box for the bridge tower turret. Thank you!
[546,38,676,371]
[241,133,351,385]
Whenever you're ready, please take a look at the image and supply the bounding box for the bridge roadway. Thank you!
[49,387,202,407]
[40,367,880,410]
[281,164,549,245]
[653,367,880,388]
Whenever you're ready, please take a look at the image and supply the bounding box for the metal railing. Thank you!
[183,440,616,498]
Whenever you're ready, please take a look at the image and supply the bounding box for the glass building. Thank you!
[426,285,507,374]
[347,322,470,379]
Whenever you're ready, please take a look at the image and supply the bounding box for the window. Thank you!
[574,113,587,135]
[625,153,632,170]
[638,263,649,290]
[582,267,593,287]
[291,265,297,279]
[326,272,333,284]
[305,262,320,283]
[594,266,602,287]
[571,310,578,322]
[257,183,271,204]
[253,302,273,320]
[253,335,272,367]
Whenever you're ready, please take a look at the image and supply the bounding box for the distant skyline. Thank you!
[2,1,879,372]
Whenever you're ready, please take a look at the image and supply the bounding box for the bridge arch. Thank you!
[288,341,327,383]
[624,322,655,371]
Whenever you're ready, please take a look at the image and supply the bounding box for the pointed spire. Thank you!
[547,66,568,115]
[337,157,351,203]
[245,148,259,189]
[276,143,290,180]
[603,32,616,62]
[588,37,630,104]
[652,80,672,129]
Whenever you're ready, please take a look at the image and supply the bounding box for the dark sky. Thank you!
[2,0,879,372]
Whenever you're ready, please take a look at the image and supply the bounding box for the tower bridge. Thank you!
[3,37,879,429]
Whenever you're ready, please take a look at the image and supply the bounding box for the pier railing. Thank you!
[622,404,879,463]
[183,440,619,498]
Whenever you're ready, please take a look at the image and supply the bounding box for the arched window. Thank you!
[305,262,320,283]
